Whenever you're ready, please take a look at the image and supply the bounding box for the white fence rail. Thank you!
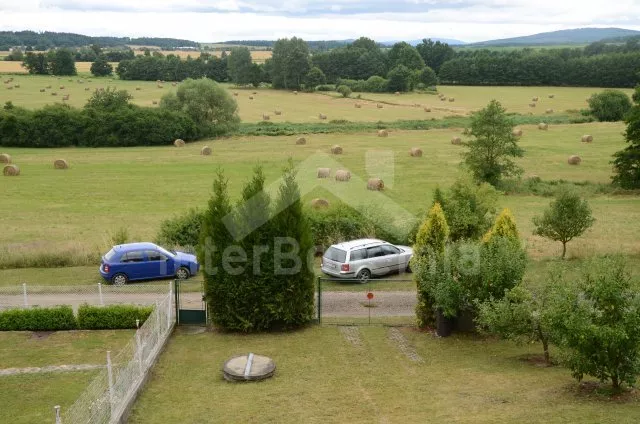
[0,283,171,311]
[60,290,174,424]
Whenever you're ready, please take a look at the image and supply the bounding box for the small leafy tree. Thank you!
[550,256,640,392]
[387,64,413,92]
[304,66,326,91]
[413,203,449,327]
[48,49,77,76]
[532,189,595,259]
[160,78,239,137]
[22,52,49,74]
[227,47,253,85]
[84,87,132,111]
[90,56,113,77]
[417,66,438,87]
[464,100,523,186]
[611,85,640,189]
[588,90,632,122]
[337,85,352,98]
[477,280,559,365]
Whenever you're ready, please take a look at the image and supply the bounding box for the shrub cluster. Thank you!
[77,304,153,329]
[0,304,153,331]
[0,306,77,331]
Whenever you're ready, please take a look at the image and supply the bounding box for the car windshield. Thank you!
[157,246,176,257]
[324,247,347,263]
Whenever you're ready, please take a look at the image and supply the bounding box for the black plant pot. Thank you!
[455,309,477,333]
[436,309,454,337]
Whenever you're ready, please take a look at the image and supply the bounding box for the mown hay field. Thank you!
[0,75,634,122]
[1,122,639,261]
[0,61,117,74]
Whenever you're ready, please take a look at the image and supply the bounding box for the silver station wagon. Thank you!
[321,239,413,282]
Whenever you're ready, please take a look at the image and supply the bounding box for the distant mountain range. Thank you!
[468,27,640,47]
[380,38,466,46]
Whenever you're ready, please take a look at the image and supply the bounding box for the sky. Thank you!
[1,0,640,43]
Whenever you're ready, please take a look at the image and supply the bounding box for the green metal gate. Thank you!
[174,279,207,325]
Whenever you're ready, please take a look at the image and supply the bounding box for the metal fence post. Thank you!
[98,283,104,306]
[54,405,61,424]
[167,281,173,330]
[22,283,28,307]
[317,277,322,325]
[174,280,179,326]
[155,301,161,333]
[135,320,143,374]
[106,351,115,419]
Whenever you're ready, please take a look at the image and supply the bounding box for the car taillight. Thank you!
[341,264,350,272]
[103,264,110,273]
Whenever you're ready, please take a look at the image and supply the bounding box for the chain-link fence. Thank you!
[317,278,417,326]
[60,290,174,424]
[0,283,171,311]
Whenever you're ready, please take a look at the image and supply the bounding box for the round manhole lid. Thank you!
[223,353,275,382]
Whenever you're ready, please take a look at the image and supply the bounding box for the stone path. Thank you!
[0,364,104,376]
[387,327,423,363]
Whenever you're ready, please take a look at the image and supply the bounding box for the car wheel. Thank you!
[176,267,190,280]
[111,273,128,286]
[356,269,371,283]
[405,263,412,273]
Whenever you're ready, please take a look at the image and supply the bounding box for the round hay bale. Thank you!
[548,94,555,99]
[545,109,553,114]
[51,92,57,96]
[40,88,45,92]
[532,96,539,102]
[13,84,19,88]
[59,86,65,90]
[568,155,582,165]
[3,164,20,176]
[62,95,70,101]
[0,153,11,164]
[394,91,400,95]
[233,92,238,96]
[152,100,158,105]
[252,91,257,95]
[538,123,549,130]
[330,145,343,155]
[367,178,384,191]
[440,97,447,102]
[262,114,270,121]
[84,87,90,91]
[354,103,362,108]
[46,85,52,89]
[171,82,177,87]
[512,129,523,137]
[156,80,161,83]
[157,84,163,88]
[451,136,462,145]
[249,96,254,100]
[293,91,298,95]
[135,86,141,91]
[317,167,331,178]
[581,135,593,143]
[6,87,13,90]
[274,110,282,116]
[311,198,329,209]
[462,128,471,135]
[319,113,327,120]
[174,139,185,147]
[409,147,423,157]
[295,137,306,145]
[53,159,69,170]
[201,146,212,156]
[448,97,455,102]
[335,170,351,181]
[529,103,536,108]
[424,107,431,112]
[377,129,388,137]
[376,104,383,109]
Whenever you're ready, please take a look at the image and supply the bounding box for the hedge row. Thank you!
[0,304,154,331]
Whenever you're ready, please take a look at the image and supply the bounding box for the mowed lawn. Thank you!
[1,122,639,261]
[1,75,634,122]
[129,326,640,424]
[0,330,133,424]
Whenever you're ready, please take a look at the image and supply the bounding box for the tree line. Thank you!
[0,31,198,50]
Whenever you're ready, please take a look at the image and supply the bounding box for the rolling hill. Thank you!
[470,27,640,47]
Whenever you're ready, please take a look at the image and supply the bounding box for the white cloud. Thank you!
[0,1,638,42]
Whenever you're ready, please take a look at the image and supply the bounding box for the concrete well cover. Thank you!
[223,353,275,381]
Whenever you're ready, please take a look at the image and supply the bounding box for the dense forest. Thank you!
[0,31,198,50]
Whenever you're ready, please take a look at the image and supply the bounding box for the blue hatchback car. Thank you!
[99,242,199,285]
